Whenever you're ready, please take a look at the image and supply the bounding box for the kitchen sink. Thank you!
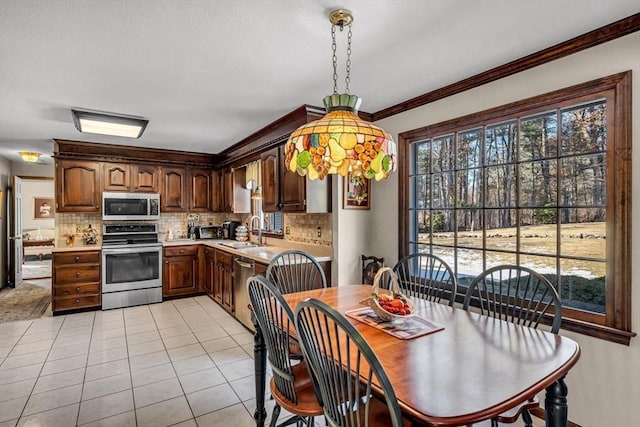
[218,241,258,249]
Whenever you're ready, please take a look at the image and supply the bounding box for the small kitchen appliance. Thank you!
[102,192,160,221]
[195,225,223,239]
[222,220,241,240]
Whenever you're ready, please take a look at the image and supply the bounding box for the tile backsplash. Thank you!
[56,211,333,247]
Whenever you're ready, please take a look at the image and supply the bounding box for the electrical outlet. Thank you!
[285,225,291,235]
[317,227,322,238]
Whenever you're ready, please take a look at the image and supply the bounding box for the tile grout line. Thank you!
[15,315,68,423]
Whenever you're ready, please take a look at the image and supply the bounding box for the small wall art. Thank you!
[343,172,370,210]
[34,197,54,219]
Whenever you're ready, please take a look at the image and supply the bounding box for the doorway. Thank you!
[13,176,54,284]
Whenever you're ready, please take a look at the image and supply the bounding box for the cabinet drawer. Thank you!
[54,251,100,265]
[164,246,198,257]
[215,249,233,265]
[53,295,101,311]
[54,264,100,284]
[54,282,101,297]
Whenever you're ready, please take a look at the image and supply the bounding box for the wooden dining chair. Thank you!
[266,249,327,294]
[362,254,384,285]
[392,253,457,306]
[247,275,324,427]
[463,264,563,427]
[294,298,407,427]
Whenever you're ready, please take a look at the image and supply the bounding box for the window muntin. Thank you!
[404,75,632,341]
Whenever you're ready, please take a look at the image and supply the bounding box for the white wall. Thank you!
[11,161,54,178]
[21,179,54,233]
[370,32,640,427]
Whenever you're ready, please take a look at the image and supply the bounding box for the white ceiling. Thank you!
[1,0,638,165]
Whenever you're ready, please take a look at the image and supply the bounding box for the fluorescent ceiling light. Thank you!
[71,109,149,138]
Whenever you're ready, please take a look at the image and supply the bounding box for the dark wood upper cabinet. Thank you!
[131,164,159,193]
[279,146,307,212]
[261,147,280,212]
[56,159,101,213]
[104,162,159,193]
[103,163,130,192]
[189,168,212,212]
[160,167,188,212]
[212,167,233,213]
[258,145,331,213]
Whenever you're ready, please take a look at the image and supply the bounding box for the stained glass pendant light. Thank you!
[284,10,396,181]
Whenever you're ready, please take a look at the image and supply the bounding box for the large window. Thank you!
[400,72,632,344]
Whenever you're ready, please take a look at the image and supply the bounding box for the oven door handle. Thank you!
[234,258,255,269]
[103,244,162,254]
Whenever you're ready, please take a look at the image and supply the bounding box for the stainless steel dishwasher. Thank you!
[234,256,255,331]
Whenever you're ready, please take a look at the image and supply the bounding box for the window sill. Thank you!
[560,318,636,346]
[456,294,635,345]
[252,229,284,240]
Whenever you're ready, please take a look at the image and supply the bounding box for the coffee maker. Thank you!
[222,221,241,240]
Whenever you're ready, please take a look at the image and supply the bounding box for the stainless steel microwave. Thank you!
[102,192,160,221]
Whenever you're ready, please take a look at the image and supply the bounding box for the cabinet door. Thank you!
[132,164,159,193]
[189,168,212,212]
[204,248,215,296]
[223,168,233,212]
[103,163,130,192]
[163,255,198,296]
[222,260,234,312]
[215,250,234,313]
[160,167,188,212]
[280,147,306,212]
[261,147,280,212]
[56,160,101,212]
[254,262,267,277]
[211,169,223,213]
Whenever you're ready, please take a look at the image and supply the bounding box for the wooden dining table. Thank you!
[252,285,580,427]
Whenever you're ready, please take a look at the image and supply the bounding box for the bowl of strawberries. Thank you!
[370,267,416,321]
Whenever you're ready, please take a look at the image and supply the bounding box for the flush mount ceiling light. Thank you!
[19,151,41,163]
[71,109,149,138]
[284,9,396,181]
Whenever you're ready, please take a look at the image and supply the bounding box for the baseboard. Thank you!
[530,408,581,427]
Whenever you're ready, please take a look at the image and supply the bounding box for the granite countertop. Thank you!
[162,239,333,264]
[53,238,332,264]
[52,244,101,253]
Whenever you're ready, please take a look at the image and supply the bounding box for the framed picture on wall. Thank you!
[343,172,370,210]
[34,197,54,219]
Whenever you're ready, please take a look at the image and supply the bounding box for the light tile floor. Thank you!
[0,295,278,427]
[0,293,545,427]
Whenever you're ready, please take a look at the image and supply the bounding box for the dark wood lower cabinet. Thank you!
[204,247,215,297]
[52,250,101,314]
[163,246,200,297]
[215,249,234,314]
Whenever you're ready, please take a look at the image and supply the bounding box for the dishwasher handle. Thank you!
[234,257,255,270]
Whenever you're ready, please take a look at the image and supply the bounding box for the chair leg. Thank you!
[491,419,499,427]
[269,404,281,427]
[522,409,534,427]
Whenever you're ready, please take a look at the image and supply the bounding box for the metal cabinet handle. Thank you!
[75,256,80,262]
[76,287,80,292]
[75,299,80,304]
[75,271,81,277]
[180,250,184,254]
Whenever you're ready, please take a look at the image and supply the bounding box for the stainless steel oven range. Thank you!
[101,223,162,310]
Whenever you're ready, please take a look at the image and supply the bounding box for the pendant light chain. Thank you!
[331,24,338,94]
[345,24,352,94]
[330,20,353,94]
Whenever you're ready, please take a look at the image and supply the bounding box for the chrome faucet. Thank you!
[249,215,264,246]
